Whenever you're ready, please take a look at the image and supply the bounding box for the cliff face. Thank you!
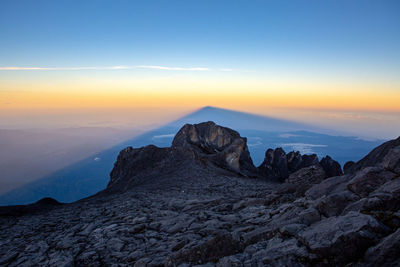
[108,121,342,192]
[0,122,399,267]
[107,121,258,193]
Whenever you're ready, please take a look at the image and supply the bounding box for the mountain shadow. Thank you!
[0,107,383,205]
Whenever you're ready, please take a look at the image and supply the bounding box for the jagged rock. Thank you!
[258,148,288,182]
[320,155,343,177]
[250,237,310,266]
[286,165,326,196]
[259,148,340,183]
[0,197,62,217]
[172,233,242,265]
[341,197,383,215]
[287,165,326,185]
[108,145,197,191]
[347,167,396,198]
[216,255,243,267]
[305,174,350,200]
[381,145,400,174]
[343,160,356,174]
[300,212,390,264]
[1,124,399,266]
[298,207,321,226]
[108,122,258,191]
[369,177,400,211]
[300,154,319,169]
[345,136,400,174]
[172,121,257,176]
[287,151,302,172]
[362,228,400,266]
[315,190,360,217]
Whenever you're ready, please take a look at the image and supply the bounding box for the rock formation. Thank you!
[258,147,342,182]
[0,122,399,266]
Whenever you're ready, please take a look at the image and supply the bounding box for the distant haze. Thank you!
[0,106,398,197]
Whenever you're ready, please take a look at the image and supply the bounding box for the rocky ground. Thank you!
[0,122,399,266]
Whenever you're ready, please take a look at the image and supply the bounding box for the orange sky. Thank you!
[1,73,399,112]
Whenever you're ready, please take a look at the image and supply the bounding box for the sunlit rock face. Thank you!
[172,121,257,176]
[107,122,257,192]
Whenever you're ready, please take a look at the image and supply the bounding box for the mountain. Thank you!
[0,122,399,266]
[0,106,383,205]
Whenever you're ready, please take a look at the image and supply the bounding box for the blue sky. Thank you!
[0,0,399,115]
[1,0,399,75]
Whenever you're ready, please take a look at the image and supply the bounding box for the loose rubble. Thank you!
[0,122,399,266]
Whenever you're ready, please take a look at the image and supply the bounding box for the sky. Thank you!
[0,0,399,136]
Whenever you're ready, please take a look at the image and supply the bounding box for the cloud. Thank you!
[0,65,210,71]
[0,65,234,72]
[0,66,131,70]
[137,65,209,71]
[152,134,175,139]
[279,133,299,138]
[278,143,327,155]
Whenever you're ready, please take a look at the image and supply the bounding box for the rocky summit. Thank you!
[0,122,399,267]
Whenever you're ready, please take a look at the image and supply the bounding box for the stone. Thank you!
[298,207,321,225]
[172,233,242,265]
[362,228,400,266]
[344,136,400,174]
[300,212,390,264]
[381,145,400,174]
[172,121,257,176]
[315,190,360,217]
[216,256,243,267]
[343,161,356,174]
[287,151,302,172]
[286,165,326,196]
[300,154,320,168]
[319,155,343,177]
[1,124,400,267]
[258,147,289,182]
[347,167,396,197]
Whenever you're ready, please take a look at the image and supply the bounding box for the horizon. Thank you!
[1,0,399,115]
[1,0,400,200]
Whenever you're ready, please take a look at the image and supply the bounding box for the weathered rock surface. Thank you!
[258,147,342,182]
[345,136,400,174]
[172,121,257,176]
[0,123,398,267]
[320,155,343,177]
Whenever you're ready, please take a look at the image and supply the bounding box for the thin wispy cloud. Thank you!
[0,65,218,71]
[0,66,131,71]
[136,65,209,71]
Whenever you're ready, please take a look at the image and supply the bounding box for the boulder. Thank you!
[345,136,400,174]
[286,165,326,196]
[305,174,351,200]
[347,167,396,198]
[300,212,390,264]
[362,228,400,266]
[287,165,326,185]
[300,154,320,169]
[381,145,400,174]
[319,155,343,177]
[315,190,360,217]
[172,233,242,265]
[172,121,257,176]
